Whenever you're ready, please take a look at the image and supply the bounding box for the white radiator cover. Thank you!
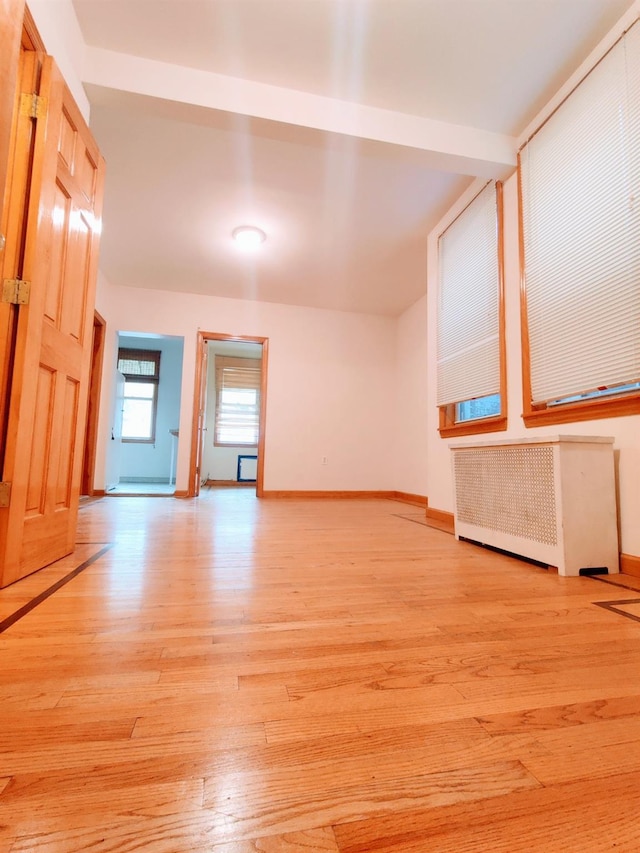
[451,435,619,577]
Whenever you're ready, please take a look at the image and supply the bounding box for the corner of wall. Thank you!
[27,0,90,120]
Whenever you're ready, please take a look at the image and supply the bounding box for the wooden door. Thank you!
[0,54,105,587]
[192,338,209,497]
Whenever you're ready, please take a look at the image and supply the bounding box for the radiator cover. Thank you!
[451,435,619,576]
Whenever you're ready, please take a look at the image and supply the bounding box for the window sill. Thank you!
[523,394,640,427]
[438,415,507,439]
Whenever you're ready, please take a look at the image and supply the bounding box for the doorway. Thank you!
[189,332,268,498]
[107,332,185,496]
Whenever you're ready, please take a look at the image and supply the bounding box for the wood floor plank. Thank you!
[333,770,640,853]
[200,761,540,841]
[1,727,268,776]
[452,660,640,701]
[199,735,545,819]
[9,811,338,853]
[209,826,339,852]
[54,675,243,709]
[0,828,15,853]
[519,715,640,784]
[130,718,267,746]
[0,777,204,823]
[0,717,135,751]
[476,694,640,734]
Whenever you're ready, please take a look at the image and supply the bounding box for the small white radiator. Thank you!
[451,435,619,577]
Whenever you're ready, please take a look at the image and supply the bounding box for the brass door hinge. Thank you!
[0,482,10,508]
[19,93,47,119]
[2,279,31,305]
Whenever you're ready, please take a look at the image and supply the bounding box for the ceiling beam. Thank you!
[83,46,516,179]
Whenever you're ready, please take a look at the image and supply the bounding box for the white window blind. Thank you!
[437,181,500,408]
[214,356,261,446]
[521,20,640,405]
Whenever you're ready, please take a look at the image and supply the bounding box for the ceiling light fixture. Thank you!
[232,225,267,249]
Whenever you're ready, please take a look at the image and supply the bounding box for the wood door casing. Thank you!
[0,55,105,587]
[189,332,268,498]
[0,40,35,468]
[193,337,208,497]
[81,311,106,496]
[0,0,24,216]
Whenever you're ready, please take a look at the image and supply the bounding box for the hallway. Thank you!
[1,491,640,851]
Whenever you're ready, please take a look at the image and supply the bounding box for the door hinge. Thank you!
[2,279,31,305]
[19,92,47,119]
[0,482,10,508]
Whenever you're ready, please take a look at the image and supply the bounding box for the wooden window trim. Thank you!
[522,391,640,427]
[439,409,507,438]
[438,182,508,439]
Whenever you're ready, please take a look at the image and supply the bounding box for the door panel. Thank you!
[25,365,54,515]
[56,375,79,506]
[0,54,105,587]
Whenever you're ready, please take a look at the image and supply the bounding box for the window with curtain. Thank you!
[117,348,161,443]
[436,180,506,437]
[214,356,261,446]
[519,19,640,425]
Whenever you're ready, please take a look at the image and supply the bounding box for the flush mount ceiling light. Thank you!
[232,225,267,249]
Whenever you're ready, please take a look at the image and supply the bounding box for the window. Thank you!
[456,393,501,423]
[519,20,640,426]
[117,348,161,443]
[437,180,506,437]
[214,356,261,446]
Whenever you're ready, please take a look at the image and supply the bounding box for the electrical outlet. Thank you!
[322,456,328,465]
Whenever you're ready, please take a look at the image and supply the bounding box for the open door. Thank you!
[0,53,105,587]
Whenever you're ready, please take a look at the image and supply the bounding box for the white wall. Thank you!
[28,0,90,119]
[393,295,429,496]
[94,279,397,493]
[117,333,184,482]
[423,172,640,558]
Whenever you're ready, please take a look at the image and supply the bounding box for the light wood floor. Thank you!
[1,489,640,852]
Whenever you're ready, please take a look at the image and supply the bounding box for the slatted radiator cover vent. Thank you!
[450,436,619,577]
[453,446,557,546]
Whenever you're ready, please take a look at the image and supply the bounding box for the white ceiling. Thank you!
[69,0,635,316]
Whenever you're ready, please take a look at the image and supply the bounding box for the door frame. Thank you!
[188,331,268,498]
[81,310,106,495]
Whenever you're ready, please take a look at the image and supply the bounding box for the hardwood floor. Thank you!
[1,489,640,852]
